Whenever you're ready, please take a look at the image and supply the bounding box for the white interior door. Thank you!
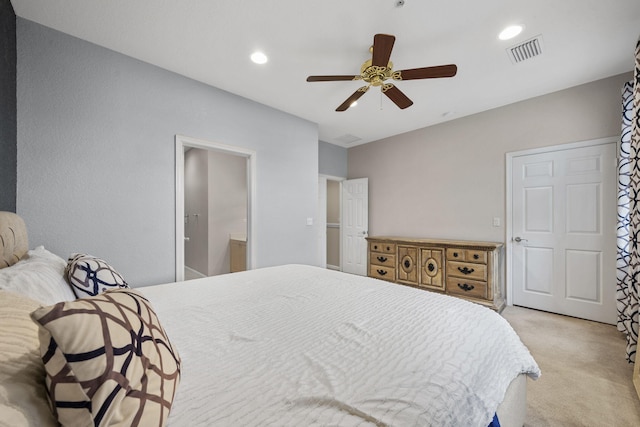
[342,178,368,276]
[510,141,616,324]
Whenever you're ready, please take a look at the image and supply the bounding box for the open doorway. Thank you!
[175,135,256,282]
[318,175,343,271]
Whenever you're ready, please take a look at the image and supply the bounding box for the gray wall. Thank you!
[207,150,247,276]
[184,148,209,275]
[349,72,630,242]
[319,140,347,178]
[17,19,319,286]
[0,0,16,212]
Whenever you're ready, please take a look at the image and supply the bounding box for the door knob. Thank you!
[513,236,528,242]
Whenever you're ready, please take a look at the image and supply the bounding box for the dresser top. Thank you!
[367,236,503,250]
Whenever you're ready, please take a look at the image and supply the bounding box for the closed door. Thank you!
[511,142,616,324]
[342,178,368,276]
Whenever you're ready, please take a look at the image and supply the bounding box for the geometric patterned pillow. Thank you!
[30,289,181,427]
[64,253,129,298]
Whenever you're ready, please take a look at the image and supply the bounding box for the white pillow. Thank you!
[0,246,76,305]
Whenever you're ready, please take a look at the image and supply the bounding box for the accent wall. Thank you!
[17,18,319,286]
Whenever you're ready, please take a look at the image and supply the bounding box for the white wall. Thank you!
[348,72,631,243]
[17,18,319,286]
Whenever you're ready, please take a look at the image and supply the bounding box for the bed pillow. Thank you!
[30,289,181,427]
[0,246,77,305]
[0,290,58,427]
[65,253,129,298]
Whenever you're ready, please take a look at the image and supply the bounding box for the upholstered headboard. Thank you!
[0,211,28,269]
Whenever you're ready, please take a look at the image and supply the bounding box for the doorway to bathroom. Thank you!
[175,135,256,282]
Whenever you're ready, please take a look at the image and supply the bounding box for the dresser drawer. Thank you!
[446,277,488,299]
[446,260,487,281]
[369,265,395,281]
[370,242,396,254]
[370,253,395,267]
[446,248,487,264]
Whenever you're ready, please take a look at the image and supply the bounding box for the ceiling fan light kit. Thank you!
[306,33,457,112]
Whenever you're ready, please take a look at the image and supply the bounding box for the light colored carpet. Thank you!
[502,305,640,426]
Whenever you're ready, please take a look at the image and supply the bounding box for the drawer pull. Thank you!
[458,283,475,292]
[453,252,459,257]
[458,266,475,275]
[376,269,387,276]
[404,259,411,268]
[377,256,388,263]
[473,254,479,260]
[427,262,435,272]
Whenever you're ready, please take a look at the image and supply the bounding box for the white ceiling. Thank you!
[10,0,640,147]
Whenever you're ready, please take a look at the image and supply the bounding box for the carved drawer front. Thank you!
[446,277,488,299]
[447,260,487,281]
[420,248,444,290]
[446,248,487,264]
[370,252,396,267]
[397,246,418,284]
[371,242,396,254]
[370,265,395,281]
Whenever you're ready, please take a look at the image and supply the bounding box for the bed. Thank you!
[0,211,540,426]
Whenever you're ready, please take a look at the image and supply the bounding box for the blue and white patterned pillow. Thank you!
[64,253,129,298]
[30,289,181,427]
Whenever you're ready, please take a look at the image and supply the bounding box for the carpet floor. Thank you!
[502,305,640,426]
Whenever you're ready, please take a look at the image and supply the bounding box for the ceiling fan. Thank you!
[306,34,457,112]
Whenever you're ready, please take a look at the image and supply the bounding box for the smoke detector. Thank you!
[507,35,544,64]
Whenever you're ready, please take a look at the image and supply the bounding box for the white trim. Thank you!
[175,134,257,282]
[504,136,618,306]
[326,264,341,271]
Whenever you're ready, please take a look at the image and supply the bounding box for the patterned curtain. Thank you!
[617,37,640,363]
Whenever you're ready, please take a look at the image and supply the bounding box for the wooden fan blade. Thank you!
[382,84,413,109]
[307,75,360,82]
[372,34,395,67]
[395,64,457,80]
[336,86,369,112]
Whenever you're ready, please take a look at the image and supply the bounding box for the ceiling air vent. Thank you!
[507,35,543,64]
[334,134,362,145]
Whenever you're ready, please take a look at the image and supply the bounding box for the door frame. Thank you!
[505,136,618,306]
[175,134,257,281]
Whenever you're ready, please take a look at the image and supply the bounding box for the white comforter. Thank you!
[142,265,540,427]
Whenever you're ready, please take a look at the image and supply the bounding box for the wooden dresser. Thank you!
[367,236,504,312]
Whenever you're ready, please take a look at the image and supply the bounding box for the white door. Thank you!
[511,142,616,324]
[342,178,368,276]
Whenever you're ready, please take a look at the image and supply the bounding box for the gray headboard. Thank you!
[0,211,28,269]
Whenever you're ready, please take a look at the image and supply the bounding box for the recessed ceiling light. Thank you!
[499,25,523,41]
[250,51,268,64]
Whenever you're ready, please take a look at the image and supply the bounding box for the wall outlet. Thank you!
[493,217,501,227]
[306,217,313,226]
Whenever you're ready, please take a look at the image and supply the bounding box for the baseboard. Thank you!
[327,264,340,271]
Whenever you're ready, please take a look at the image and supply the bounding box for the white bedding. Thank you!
[142,265,540,427]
